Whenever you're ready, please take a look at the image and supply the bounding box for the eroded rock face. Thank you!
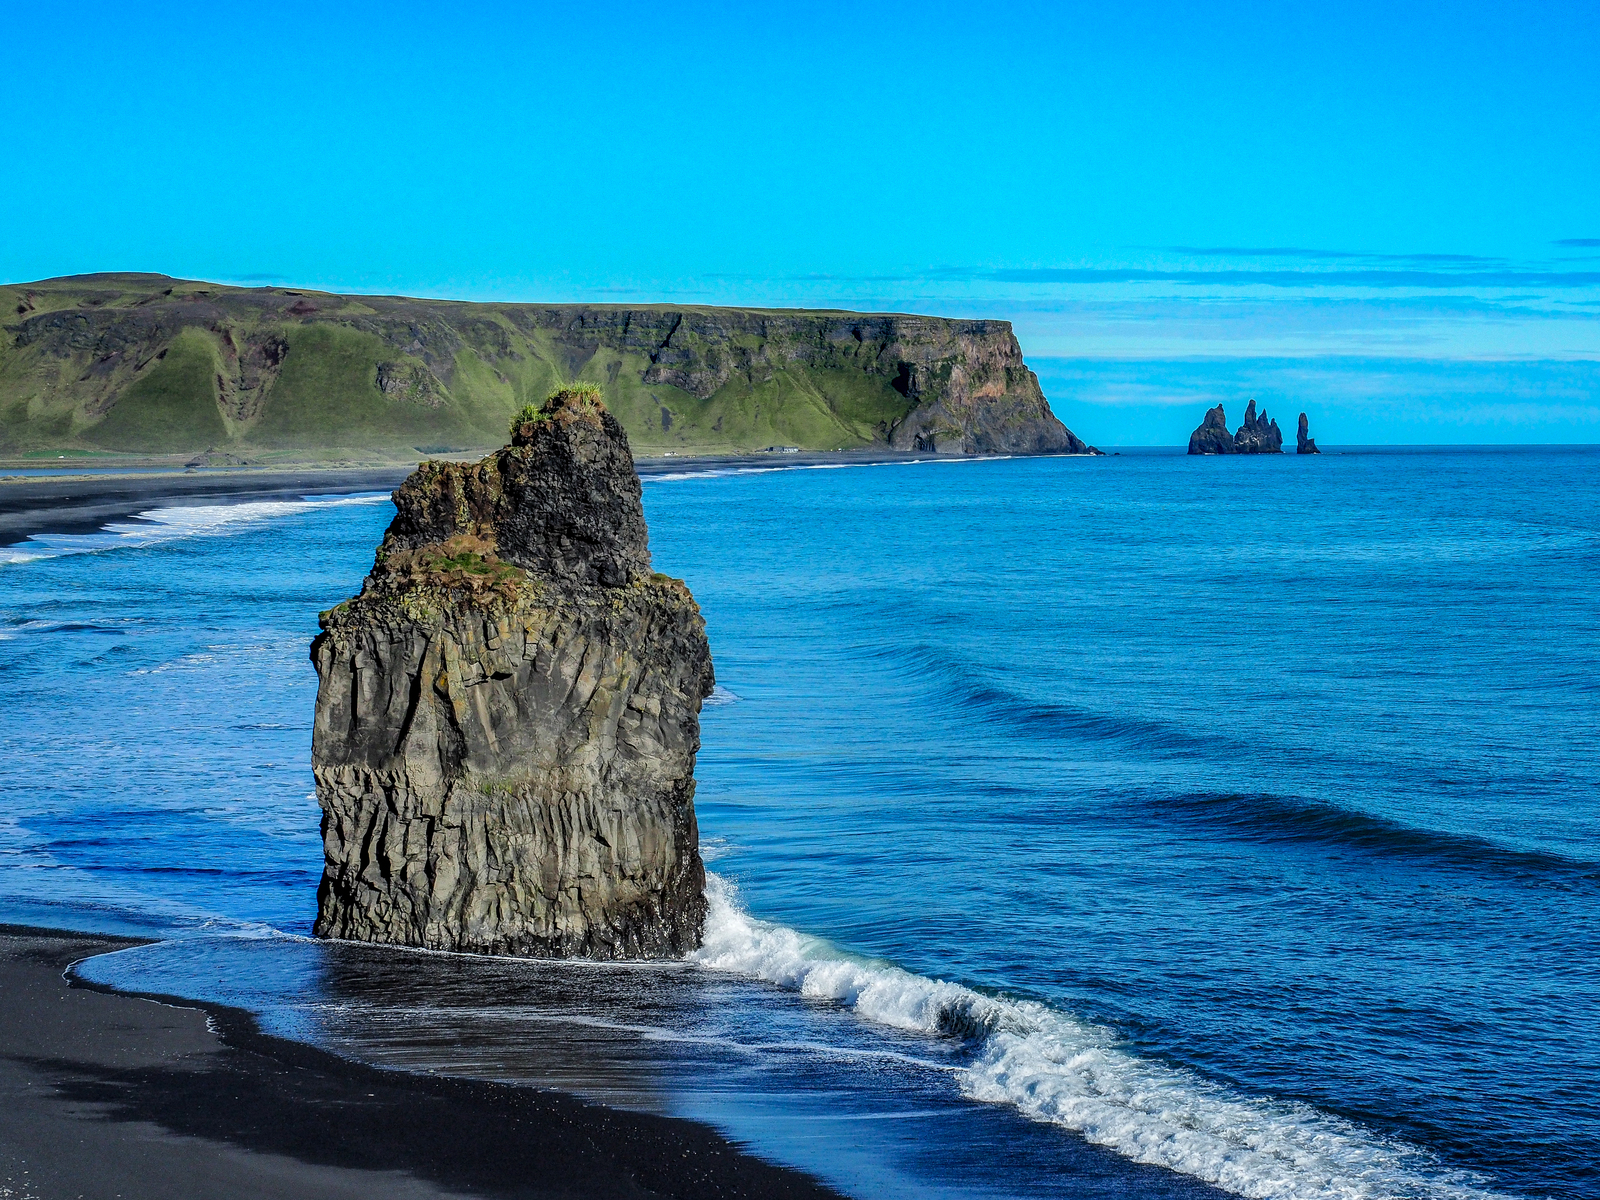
[1188,404,1236,454]
[1233,400,1284,453]
[1188,401,1287,455]
[310,390,713,959]
[1297,412,1320,454]
[863,323,1098,455]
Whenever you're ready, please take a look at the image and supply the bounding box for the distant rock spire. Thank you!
[1232,399,1284,453]
[1297,412,1320,454]
[1189,399,1290,455]
[1187,403,1235,454]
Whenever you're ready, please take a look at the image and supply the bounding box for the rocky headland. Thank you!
[0,273,1097,460]
[1297,412,1320,453]
[1187,400,1285,454]
[309,386,713,958]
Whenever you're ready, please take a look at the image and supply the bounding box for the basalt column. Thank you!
[1297,413,1321,454]
[309,388,713,959]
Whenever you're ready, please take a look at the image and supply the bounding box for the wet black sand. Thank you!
[0,467,415,546]
[0,926,843,1200]
[0,451,935,547]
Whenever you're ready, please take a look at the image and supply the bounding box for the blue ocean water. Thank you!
[1,449,1596,1200]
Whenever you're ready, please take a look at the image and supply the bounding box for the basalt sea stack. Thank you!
[309,387,713,958]
[1297,412,1320,454]
[1187,404,1236,454]
[1233,400,1284,453]
[1187,400,1285,454]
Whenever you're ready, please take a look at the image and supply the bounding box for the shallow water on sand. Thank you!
[4,448,1598,1199]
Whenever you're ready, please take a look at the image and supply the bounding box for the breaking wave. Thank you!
[0,493,391,565]
[690,873,1509,1200]
[703,683,742,707]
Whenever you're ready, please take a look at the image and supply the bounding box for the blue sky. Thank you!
[3,1,1597,443]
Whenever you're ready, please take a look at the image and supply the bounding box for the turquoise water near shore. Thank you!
[2,448,1597,1199]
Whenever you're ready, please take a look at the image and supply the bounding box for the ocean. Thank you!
[1,447,1595,1200]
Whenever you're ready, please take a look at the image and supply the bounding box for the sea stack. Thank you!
[1233,400,1284,453]
[1187,404,1236,454]
[1297,413,1320,454]
[309,386,713,959]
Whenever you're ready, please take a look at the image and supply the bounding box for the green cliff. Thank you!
[0,273,1093,461]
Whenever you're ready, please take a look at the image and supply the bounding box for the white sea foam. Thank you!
[0,492,391,565]
[643,465,798,483]
[690,873,1509,1200]
[703,683,741,707]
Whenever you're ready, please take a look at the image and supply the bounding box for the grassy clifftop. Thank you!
[0,274,1092,461]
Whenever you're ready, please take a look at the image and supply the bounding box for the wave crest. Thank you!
[0,493,391,566]
[691,873,1509,1200]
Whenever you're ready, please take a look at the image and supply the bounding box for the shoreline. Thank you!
[7,440,1574,553]
[0,448,1018,549]
[1,923,843,1199]
[0,465,416,547]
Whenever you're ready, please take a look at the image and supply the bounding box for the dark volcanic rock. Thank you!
[382,402,653,590]
[310,388,713,959]
[1297,412,1320,454]
[1187,404,1236,454]
[1233,400,1284,453]
[1188,400,1287,454]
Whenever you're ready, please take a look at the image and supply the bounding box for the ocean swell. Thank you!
[691,872,1508,1200]
[959,681,1213,754]
[879,642,1215,755]
[1142,791,1600,886]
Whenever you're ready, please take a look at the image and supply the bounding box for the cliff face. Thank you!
[0,274,1093,459]
[877,323,1092,455]
[309,389,712,958]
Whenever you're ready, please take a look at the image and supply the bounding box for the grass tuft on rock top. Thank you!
[510,403,545,434]
[547,382,603,405]
[513,384,606,439]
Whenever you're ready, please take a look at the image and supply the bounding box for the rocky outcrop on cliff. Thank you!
[1297,412,1320,454]
[1233,400,1284,453]
[309,387,713,959]
[1187,404,1236,454]
[0,274,1095,459]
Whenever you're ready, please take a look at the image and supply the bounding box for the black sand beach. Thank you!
[0,927,843,1200]
[0,450,938,548]
[0,467,416,546]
